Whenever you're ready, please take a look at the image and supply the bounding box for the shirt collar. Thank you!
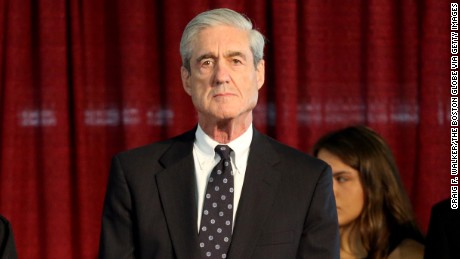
[194,124,253,173]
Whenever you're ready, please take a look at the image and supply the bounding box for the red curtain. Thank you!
[0,0,452,258]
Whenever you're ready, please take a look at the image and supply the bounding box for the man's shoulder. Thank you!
[432,198,457,212]
[255,132,329,171]
[430,198,460,224]
[114,129,195,161]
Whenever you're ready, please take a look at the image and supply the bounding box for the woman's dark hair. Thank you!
[313,125,423,259]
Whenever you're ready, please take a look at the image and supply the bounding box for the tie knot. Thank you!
[215,145,232,160]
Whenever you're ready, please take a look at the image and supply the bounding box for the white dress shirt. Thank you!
[193,124,252,232]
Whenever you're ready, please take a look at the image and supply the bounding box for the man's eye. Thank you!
[201,60,213,67]
[232,59,242,64]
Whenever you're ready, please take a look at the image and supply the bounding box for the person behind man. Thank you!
[313,125,424,259]
[99,8,339,259]
[424,198,460,259]
[0,214,18,259]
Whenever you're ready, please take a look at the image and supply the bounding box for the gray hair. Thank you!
[180,8,265,72]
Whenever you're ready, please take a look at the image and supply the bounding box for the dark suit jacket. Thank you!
[0,215,18,259]
[424,199,460,259]
[99,128,339,259]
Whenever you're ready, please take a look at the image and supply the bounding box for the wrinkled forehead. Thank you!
[190,25,252,57]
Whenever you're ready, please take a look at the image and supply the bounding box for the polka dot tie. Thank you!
[199,145,234,259]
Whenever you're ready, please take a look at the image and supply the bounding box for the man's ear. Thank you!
[181,66,192,96]
[256,60,265,90]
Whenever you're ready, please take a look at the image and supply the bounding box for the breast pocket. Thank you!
[256,230,294,246]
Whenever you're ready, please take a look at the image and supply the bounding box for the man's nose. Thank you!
[213,61,231,86]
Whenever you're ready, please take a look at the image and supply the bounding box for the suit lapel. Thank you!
[155,129,201,259]
[227,130,282,258]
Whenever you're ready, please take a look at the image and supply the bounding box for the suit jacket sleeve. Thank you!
[99,156,135,259]
[0,215,18,259]
[297,164,340,259]
[233,131,340,259]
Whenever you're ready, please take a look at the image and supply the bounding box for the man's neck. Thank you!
[198,115,252,144]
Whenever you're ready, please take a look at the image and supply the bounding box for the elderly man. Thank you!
[99,8,339,259]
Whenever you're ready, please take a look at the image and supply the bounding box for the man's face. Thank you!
[181,25,265,123]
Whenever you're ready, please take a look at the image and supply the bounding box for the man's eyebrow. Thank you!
[196,53,217,63]
[225,51,247,60]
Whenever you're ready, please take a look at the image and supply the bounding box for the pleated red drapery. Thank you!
[0,0,451,258]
